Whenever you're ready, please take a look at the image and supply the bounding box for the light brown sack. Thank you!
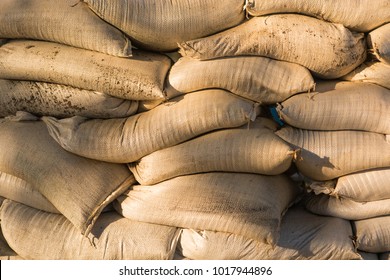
[276,82,390,134]
[84,0,245,52]
[0,200,180,260]
[0,79,138,118]
[0,216,24,260]
[0,0,131,57]
[0,40,171,100]
[179,14,366,79]
[43,89,259,163]
[245,0,390,32]
[114,172,300,245]
[353,215,390,253]
[130,118,296,185]
[0,172,58,213]
[367,23,390,64]
[275,126,390,181]
[0,118,135,236]
[178,205,360,260]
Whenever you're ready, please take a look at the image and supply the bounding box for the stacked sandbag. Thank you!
[367,23,390,64]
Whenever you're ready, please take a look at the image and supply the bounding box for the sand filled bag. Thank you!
[275,126,390,181]
[276,82,390,134]
[245,0,390,32]
[353,215,390,253]
[130,118,296,185]
[84,0,245,52]
[0,79,138,118]
[0,200,180,260]
[0,117,135,236]
[0,0,131,57]
[368,23,390,64]
[304,194,390,220]
[43,89,259,163]
[179,14,366,79]
[165,56,315,103]
[0,40,171,100]
[307,168,390,202]
[177,205,360,260]
[0,172,58,213]
[114,172,300,245]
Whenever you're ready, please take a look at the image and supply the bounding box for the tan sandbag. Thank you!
[307,168,390,202]
[84,0,245,52]
[275,126,390,181]
[353,215,390,253]
[0,172,58,213]
[130,118,295,185]
[0,200,180,260]
[165,56,315,103]
[0,0,131,57]
[0,222,23,260]
[43,89,259,163]
[276,82,390,134]
[0,79,138,118]
[179,14,366,79]
[114,172,300,245]
[178,205,360,260]
[0,118,135,236]
[304,194,390,220]
[368,23,390,64]
[341,61,390,90]
[245,0,390,32]
[0,40,171,100]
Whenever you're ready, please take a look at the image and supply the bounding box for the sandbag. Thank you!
[245,0,390,32]
[0,221,23,260]
[276,82,390,134]
[304,194,390,220]
[0,200,180,260]
[0,172,58,213]
[179,14,366,79]
[353,215,390,253]
[177,205,360,260]
[341,61,390,90]
[275,126,390,181]
[0,0,131,57]
[307,168,390,202]
[0,79,138,118]
[43,89,259,163]
[0,118,135,236]
[84,0,245,52]
[130,118,295,185]
[165,56,315,103]
[114,172,300,245]
[368,23,390,64]
[0,40,171,100]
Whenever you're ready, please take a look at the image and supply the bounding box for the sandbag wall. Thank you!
[0,0,389,260]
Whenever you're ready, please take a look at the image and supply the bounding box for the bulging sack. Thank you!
[179,14,366,79]
[84,0,245,52]
[0,0,131,56]
[367,23,390,64]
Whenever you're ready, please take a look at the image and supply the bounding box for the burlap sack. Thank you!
[368,23,390,64]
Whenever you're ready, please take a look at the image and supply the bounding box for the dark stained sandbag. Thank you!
[130,118,296,185]
[43,90,259,163]
[0,200,180,260]
[276,82,390,134]
[0,0,131,57]
[353,215,390,253]
[179,14,366,79]
[275,126,390,181]
[0,79,138,118]
[0,40,171,100]
[245,0,390,32]
[0,118,135,236]
[177,205,360,260]
[165,56,315,103]
[114,172,300,245]
[367,23,390,64]
[84,0,245,52]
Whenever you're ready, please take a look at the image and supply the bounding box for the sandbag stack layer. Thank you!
[0,0,389,260]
